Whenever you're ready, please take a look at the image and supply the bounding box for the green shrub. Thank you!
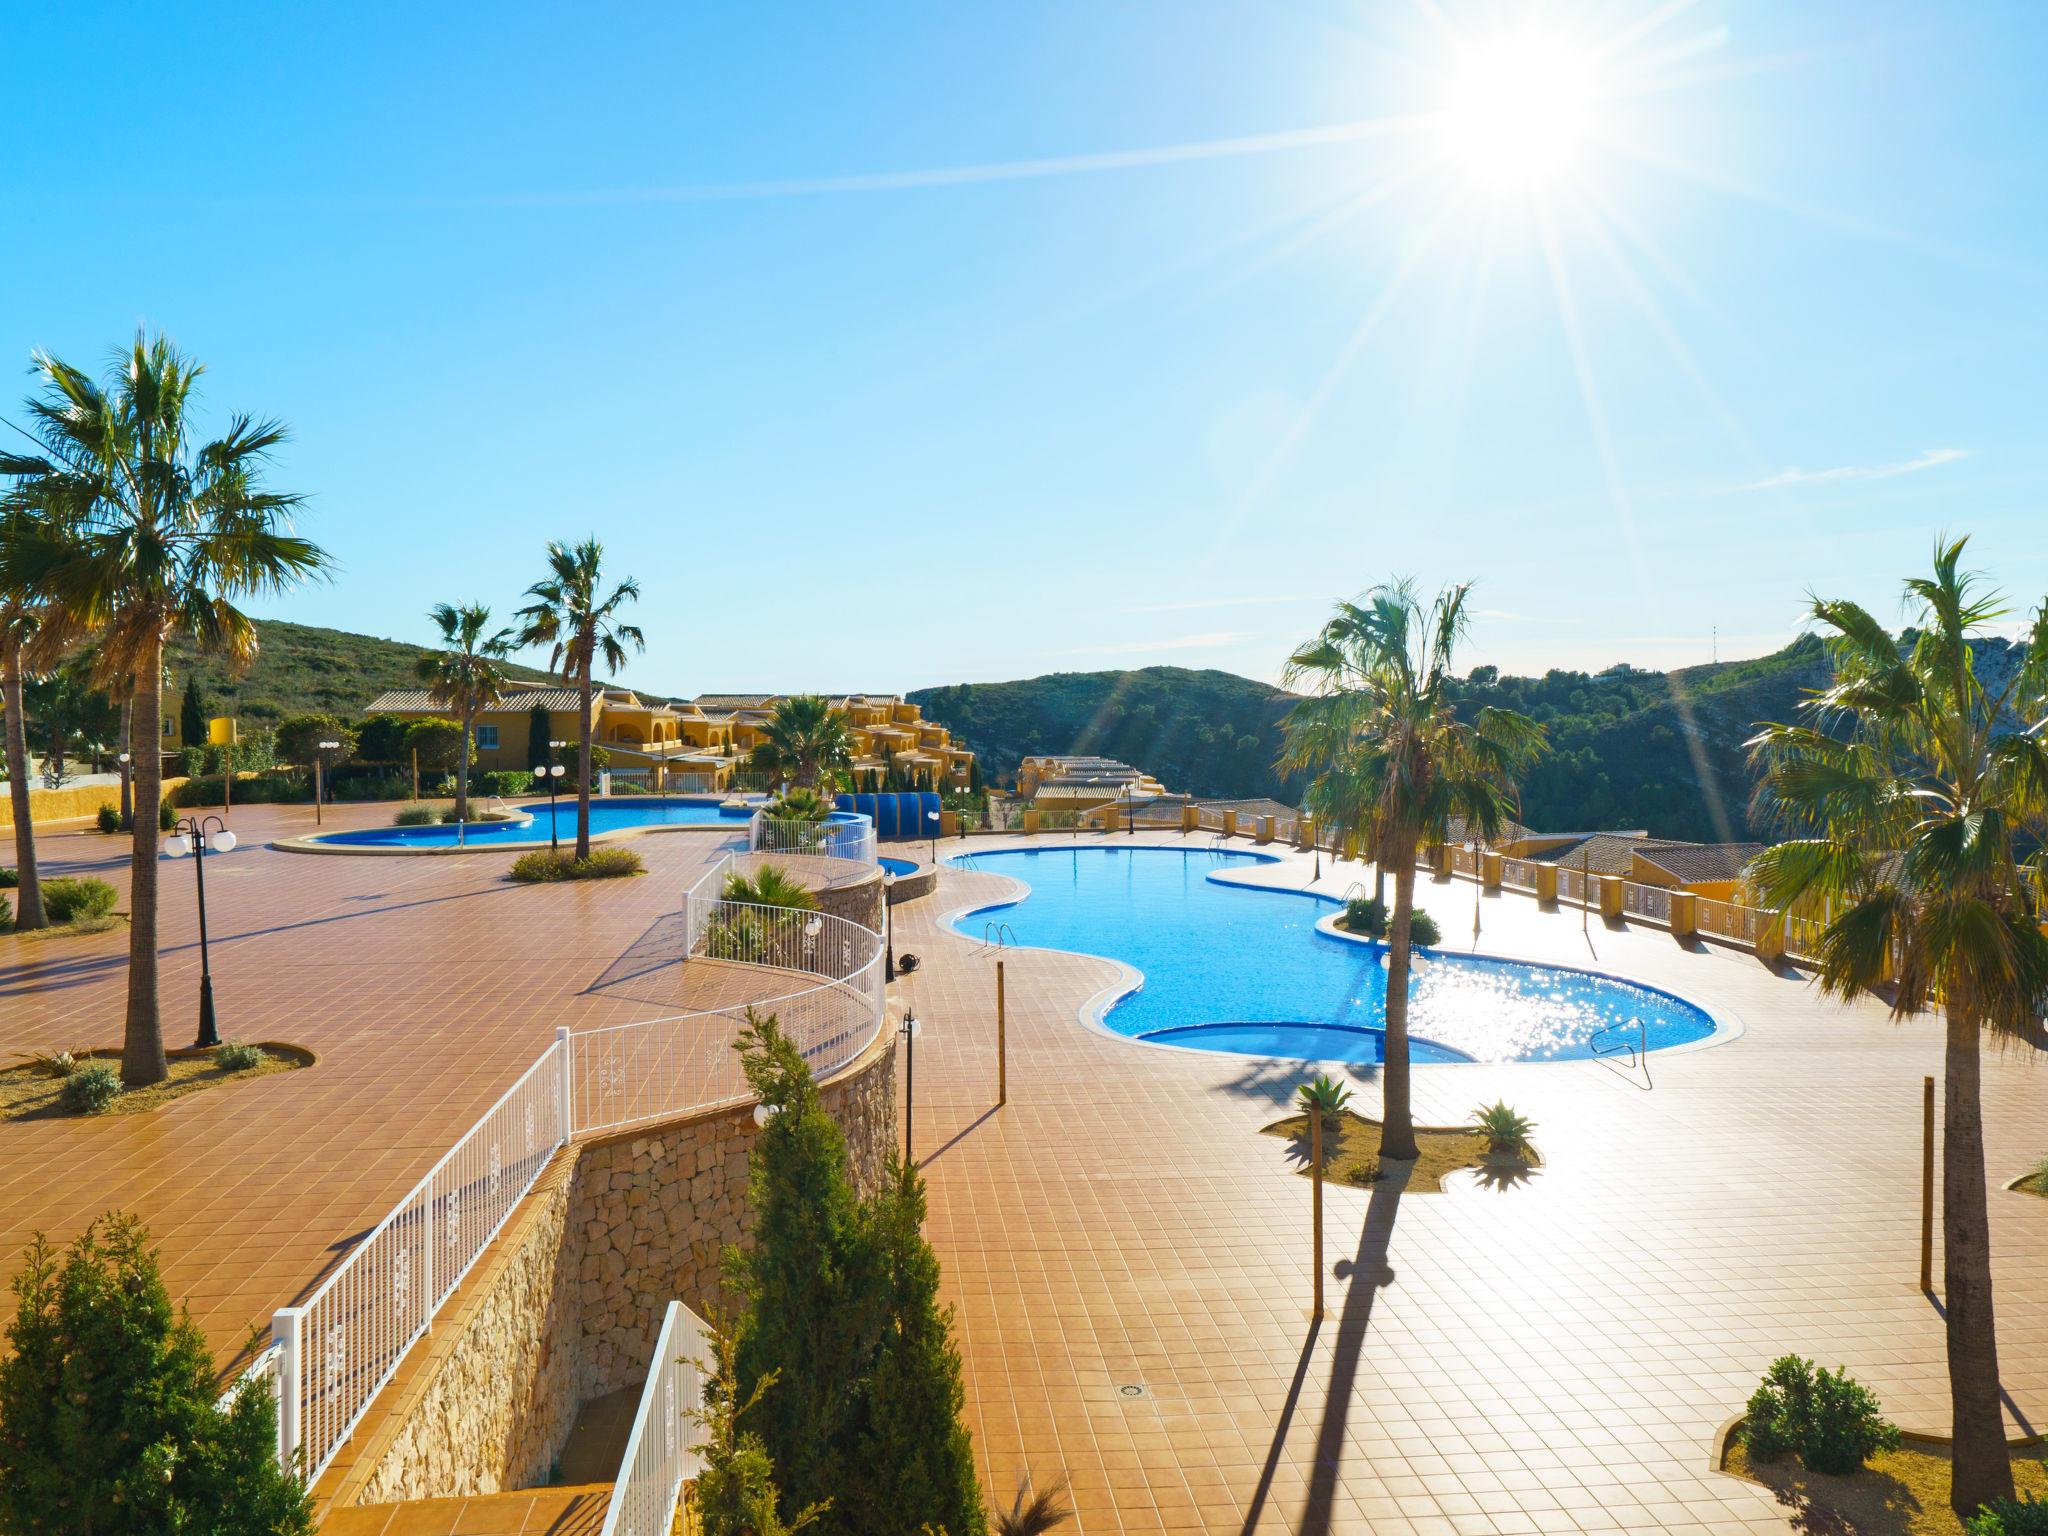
[95,803,121,834]
[0,866,17,888]
[1295,1072,1352,1133]
[0,893,9,931]
[170,773,305,807]
[60,1064,122,1114]
[1742,1356,1899,1475]
[393,804,440,826]
[1471,1100,1536,1158]
[333,773,412,802]
[159,797,176,831]
[1343,895,1387,935]
[1408,910,1442,946]
[477,769,537,798]
[0,1213,314,1535]
[214,1042,265,1072]
[42,877,118,924]
[1968,1491,2048,1535]
[508,848,643,883]
[724,867,819,912]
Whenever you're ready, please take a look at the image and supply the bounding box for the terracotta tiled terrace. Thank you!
[5,805,2047,1534]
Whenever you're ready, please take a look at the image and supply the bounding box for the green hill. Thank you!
[165,620,568,722]
[910,640,1840,842]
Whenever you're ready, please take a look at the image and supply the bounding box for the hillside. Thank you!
[910,669,1302,802]
[910,640,1846,842]
[165,620,569,722]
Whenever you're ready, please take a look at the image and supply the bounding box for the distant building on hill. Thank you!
[683,694,976,789]
[1017,754,1171,808]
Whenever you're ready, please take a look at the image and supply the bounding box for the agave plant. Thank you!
[1470,1100,1535,1159]
[992,1473,1072,1536]
[766,786,833,823]
[1296,1072,1353,1131]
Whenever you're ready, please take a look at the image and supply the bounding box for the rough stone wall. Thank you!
[569,1033,897,1399]
[351,1159,584,1501]
[347,1032,896,1504]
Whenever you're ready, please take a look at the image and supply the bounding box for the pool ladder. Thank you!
[980,921,1018,953]
[1591,1015,1646,1067]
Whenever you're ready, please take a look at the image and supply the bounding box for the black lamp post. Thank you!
[117,751,132,827]
[533,760,567,853]
[167,815,236,1047]
[883,872,896,981]
[315,740,340,826]
[897,952,922,1164]
[927,808,939,865]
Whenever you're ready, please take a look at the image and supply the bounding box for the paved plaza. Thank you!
[4,806,2046,1533]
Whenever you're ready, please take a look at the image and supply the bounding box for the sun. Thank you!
[1440,34,1597,190]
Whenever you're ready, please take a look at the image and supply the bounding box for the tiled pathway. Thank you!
[5,813,2046,1533]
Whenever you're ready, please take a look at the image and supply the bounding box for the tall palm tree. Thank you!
[0,493,61,928]
[515,538,643,860]
[1745,538,2048,1517]
[756,694,852,789]
[417,602,515,823]
[0,335,324,1085]
[1278,582,1544,1160]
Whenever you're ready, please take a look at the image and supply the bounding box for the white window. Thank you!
[474,725,501,751]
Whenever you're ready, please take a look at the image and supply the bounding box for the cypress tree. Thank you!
[838,1158,985,1536]
[728,1014,884,1523]
[0,1213,314,1536]
[178,677,207,750]
[526,703,553,774]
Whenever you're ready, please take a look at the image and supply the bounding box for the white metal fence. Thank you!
[748,811,878,866]
[598,1299,710,1536]
[570,901,887,1137]
[249,876,887,1486]
[272,1037,571,1482]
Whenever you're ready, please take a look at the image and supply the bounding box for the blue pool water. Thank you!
[879,857,920,877]
[317,796,754,848]
[946,847,1720,1064]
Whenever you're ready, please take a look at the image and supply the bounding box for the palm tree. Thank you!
[1278,582,1544,1160]
[755,695,852,789]
[417,602,515,823]
[0,494,61,928]
[1744,538,2048,1517]
[0,335,324,1086]
[515,538,643,861]
[722,865,819,912]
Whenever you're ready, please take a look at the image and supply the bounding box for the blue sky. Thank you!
[6,2,2046,695]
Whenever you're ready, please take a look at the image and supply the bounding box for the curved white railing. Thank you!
[599,1299,710,1536]
[748,811,878,866]
[569,902,888,1136]
[254,886,887,1484]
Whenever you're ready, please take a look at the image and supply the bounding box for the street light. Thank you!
[927,808,940,865]
[532,761,568,853]
[1469,837,1482,942]
[315,741,340,825]
[883,871,897,981]
[897,952,923,1164]
[165,815,238,1048]
[116,752,132,827]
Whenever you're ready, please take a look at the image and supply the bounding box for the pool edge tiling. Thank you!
[944,843,1728,1064]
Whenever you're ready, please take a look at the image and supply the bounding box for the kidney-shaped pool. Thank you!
[946,846,1726,1065]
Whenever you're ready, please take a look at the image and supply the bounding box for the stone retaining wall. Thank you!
[344,1026,897,1504]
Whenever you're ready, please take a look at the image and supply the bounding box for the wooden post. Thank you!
[996,960,1007,1107]
[1310,1109,1325,1320]
[411,748,420,801]
[1921,1074,1935,1292]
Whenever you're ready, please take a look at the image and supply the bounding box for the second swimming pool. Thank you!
[946,846,1723,1064]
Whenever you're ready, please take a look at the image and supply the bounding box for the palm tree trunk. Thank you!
[122,632,169,1087]
[457,703,473,823]
[118,696,133,826]
[1942,1002,2012,1515]
[1380,846,1420,1161]
[2,638,48,930]
[575,660,594,861]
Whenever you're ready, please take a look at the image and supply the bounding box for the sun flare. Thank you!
[1441,35,1596,189]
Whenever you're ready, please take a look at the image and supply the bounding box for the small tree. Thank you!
[403,717,471,779]
[526,703,554,774]
[839,1158,985,1536]
[179,676,207,752]
[727,1014,880,1520]
[0,1213,314,1536]
[692,1324,827,1536]
[354,712,413,764]
[273,712,358,770]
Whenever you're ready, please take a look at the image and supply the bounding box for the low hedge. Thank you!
[170,773,308,807]
[508,848,644,883]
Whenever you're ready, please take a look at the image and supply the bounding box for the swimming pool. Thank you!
[946,846,1723,1064]
[879,857,920,877]
[315,796,755,849]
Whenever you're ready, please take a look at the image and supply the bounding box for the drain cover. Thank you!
[1116,1383,1148,1399]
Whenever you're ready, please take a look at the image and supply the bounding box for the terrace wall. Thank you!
[338,1027,897,1505]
